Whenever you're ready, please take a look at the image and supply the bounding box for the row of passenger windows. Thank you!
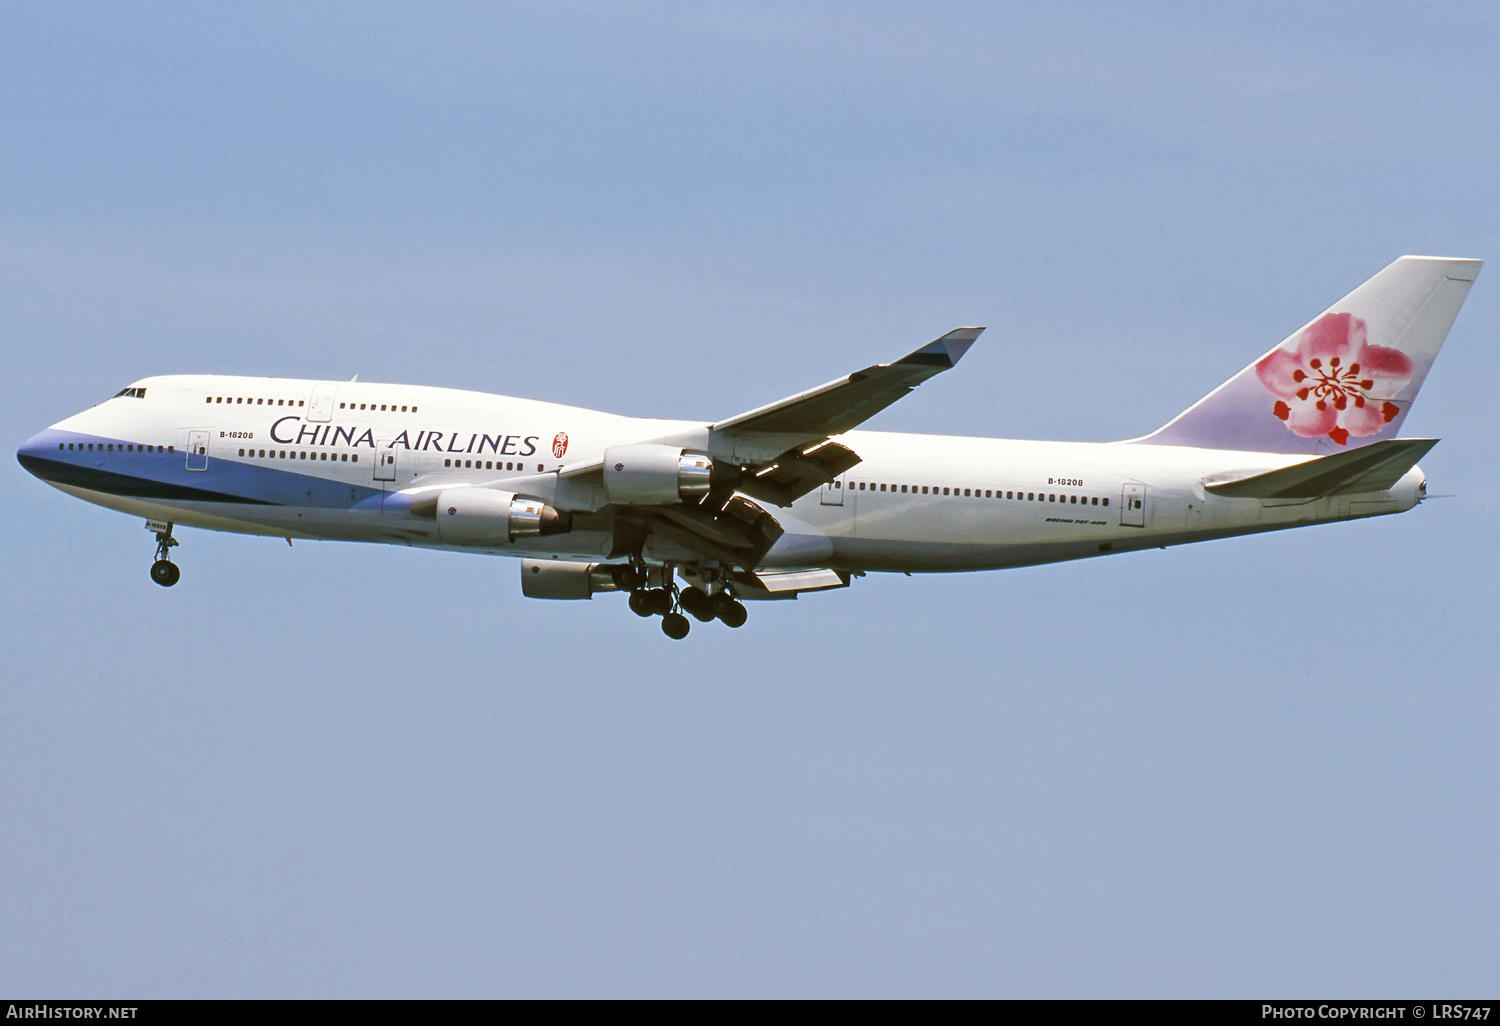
[443,459,541,471]
[845,480,1109,506]
[340,402,418,413]
[60,442,172,453]
[207,396,304,406]
[241,448,357,463]
[203,396,421,413]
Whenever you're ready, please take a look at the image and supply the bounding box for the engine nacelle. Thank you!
[602,443,713,505]
[433,488,570,546]
[520,559,632,600]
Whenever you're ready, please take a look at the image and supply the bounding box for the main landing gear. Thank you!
[678,585,748,629]
[624,564,748,640]
[149,521,180,587]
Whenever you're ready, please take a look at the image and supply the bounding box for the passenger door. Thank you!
[186,429,210,472]
[374,446,397,482]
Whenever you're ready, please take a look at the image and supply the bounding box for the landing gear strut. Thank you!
[149,522,180,587]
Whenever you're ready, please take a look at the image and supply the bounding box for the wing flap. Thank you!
[729,567,851,599]
[1204,438,1437,499]
[614,495,785,571]
[737,440,862,507]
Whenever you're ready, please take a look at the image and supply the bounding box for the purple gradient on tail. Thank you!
[1132,256,1480,455]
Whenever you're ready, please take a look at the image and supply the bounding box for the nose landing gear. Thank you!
[148,521,180,587]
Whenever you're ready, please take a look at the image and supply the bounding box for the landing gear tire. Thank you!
[718,600,747,629]
[679,587,716,622]
[661,612,690,640]
[628,591,655,617]
[150,522,180,587]
[150,559,180,587]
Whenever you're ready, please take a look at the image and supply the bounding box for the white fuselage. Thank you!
[20,373,1426,574]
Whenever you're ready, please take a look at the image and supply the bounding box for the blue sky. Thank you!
[3,2,1495,997]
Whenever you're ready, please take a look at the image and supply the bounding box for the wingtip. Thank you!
[904,327,984,368]
[938,326,985,348]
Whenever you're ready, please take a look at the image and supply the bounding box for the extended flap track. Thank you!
[612,493,785,571]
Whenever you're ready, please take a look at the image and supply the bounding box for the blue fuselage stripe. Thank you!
[19,430,384,509]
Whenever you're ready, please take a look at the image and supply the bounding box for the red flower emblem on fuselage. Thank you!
[552,432,569,459]
[1255,312,1412,445]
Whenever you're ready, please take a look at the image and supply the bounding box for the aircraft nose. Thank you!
[17,430,58,481]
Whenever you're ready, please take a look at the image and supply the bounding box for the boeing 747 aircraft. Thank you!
[17,256,1480,638]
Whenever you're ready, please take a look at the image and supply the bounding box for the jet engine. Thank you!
[432,488,571,546]
[520,559,634,599]
[601,444,713,505]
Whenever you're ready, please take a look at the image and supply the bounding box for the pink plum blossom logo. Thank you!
[1254,312,1412,446]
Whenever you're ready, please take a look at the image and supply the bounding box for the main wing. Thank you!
[693,324,984,510]
[706,326,983,507]
[555,327,984,569]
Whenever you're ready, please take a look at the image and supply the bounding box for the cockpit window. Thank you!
[113,387,147,399]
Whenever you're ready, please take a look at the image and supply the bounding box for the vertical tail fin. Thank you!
[1135,256,1481,454]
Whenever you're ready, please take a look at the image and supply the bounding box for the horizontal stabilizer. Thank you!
[1205,438,1437,499]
